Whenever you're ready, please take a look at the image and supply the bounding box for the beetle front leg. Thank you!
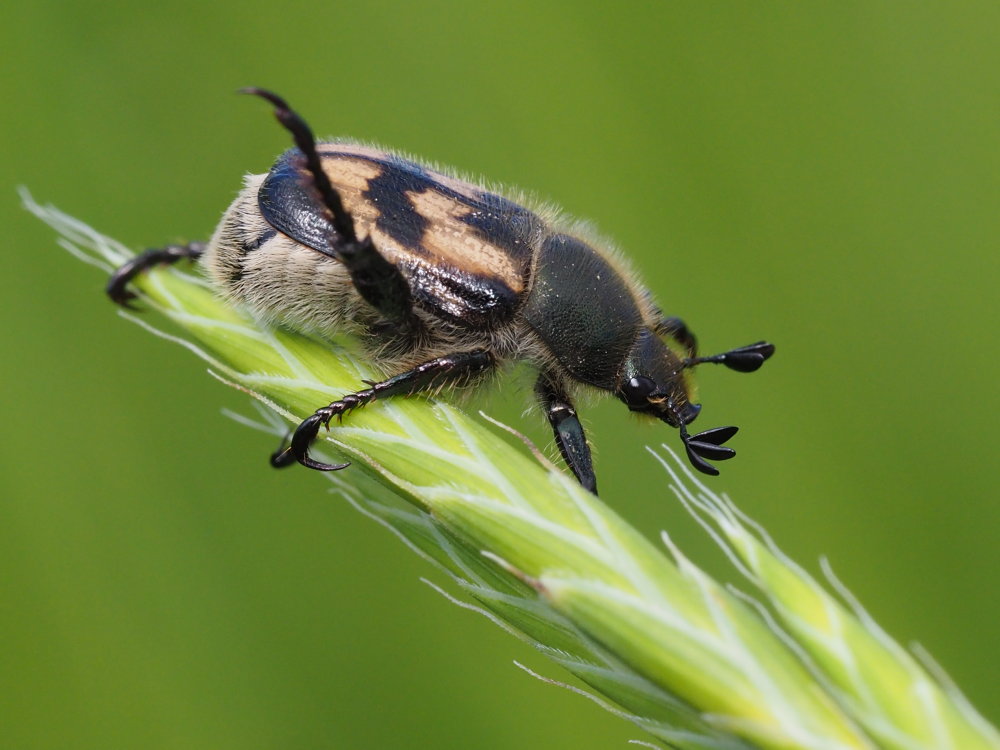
[536,373,597,495]
[106,241,206,308]
[272,350,495,471]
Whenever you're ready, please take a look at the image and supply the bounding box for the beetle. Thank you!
[107,88,774,494]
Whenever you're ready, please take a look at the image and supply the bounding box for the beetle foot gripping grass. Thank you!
[106,88,775,494]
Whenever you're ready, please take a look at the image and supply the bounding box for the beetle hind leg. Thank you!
[271,350,495,472]
[106,241,206,308]
[242,87,418,331]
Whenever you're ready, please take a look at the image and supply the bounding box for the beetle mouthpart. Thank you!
[680,401,701,424]
[677,419,739,476]
[661,399,701,428]
[684,341,775,373]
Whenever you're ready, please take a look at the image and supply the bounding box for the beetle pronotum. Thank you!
[107,89,774,495]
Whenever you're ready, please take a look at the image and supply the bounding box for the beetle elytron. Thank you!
[107,88,775,494]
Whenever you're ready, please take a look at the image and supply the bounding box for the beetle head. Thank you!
[617,329,697,424]
[617,328,743,476]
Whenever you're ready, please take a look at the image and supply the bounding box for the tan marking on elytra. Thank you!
[317,155,384,235]
[406,189,525,291]
[321,155,382,191]
[320,142,484,201]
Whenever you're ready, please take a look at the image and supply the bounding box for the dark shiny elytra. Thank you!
[404,257,518,327]
[259,147,537,328]
[338,149,540,262]
[459,190,541,257]
[359,151,435,250]
[343,150,541,326]
[259,158,341,257]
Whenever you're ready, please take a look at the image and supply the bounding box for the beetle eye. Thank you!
[622,376,657,408]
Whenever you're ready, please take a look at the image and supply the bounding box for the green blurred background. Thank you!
[3,2,999,748]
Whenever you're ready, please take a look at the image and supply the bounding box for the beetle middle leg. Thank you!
[106,241,206,308]
[272,350,495,471]
[536,372,597,495]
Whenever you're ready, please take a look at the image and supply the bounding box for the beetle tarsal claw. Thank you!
[300,455,351,472]
[281,413,348,472]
